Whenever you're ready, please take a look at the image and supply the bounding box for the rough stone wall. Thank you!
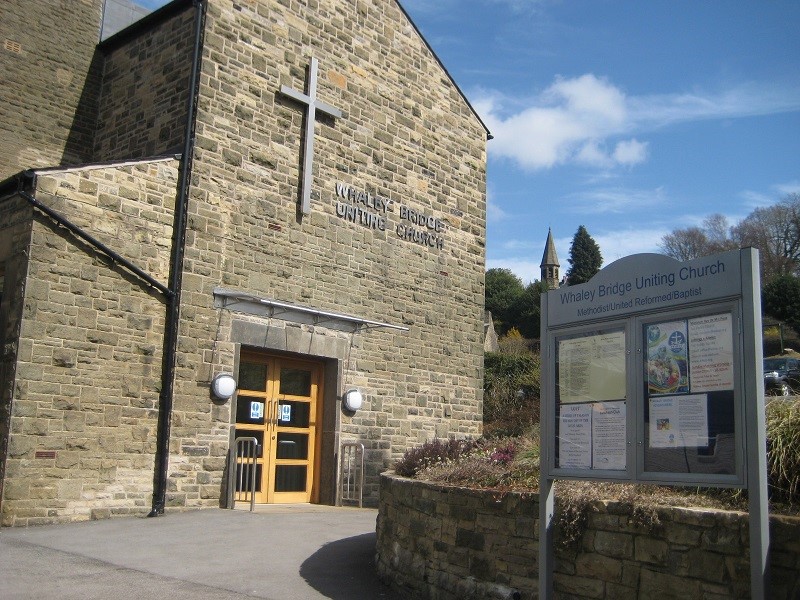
[377,473,800,600]
[0,0,103,177]
[0,195,34,509]
[94,6,195,161]
[169,0,487,507]
[0,159,178,526]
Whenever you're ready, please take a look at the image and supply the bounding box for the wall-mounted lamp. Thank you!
[211,373,236,400]
[343,388,363,411]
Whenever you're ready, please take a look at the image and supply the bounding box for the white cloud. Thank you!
[612,139,648,166]
[775,181,800,196]
[593,228,669,265]
[740,182,800,210]
[480,74,633,170]
[566,186,666,214]
[628,83,800,129]
[487,200,508,222]
[739,190,776,210]
[477,76,800,172]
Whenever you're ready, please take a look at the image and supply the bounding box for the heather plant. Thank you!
[401,435,540,491]
[394,438,478,478]
[420,456,508,488]
[489,442,517,465]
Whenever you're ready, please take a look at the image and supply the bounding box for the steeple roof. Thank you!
[540,228,559,267]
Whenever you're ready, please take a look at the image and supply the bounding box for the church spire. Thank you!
[540,228,560,289]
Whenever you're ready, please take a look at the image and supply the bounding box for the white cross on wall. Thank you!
[278,57,342,215]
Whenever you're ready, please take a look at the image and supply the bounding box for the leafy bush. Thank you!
[483,348,540,436]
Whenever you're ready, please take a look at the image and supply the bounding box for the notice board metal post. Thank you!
[743,249,769,598]
[538,248,768,599]
[538,288,555,600]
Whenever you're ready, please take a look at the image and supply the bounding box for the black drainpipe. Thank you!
[149,0,206,517]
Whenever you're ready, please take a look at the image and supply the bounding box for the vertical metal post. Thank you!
[742,248,769,599]
[538,475,555,599]
[538,293,554,598]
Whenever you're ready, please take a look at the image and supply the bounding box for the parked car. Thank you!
[763,357,800,396]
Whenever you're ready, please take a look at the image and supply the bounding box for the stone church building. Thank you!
[0,0,489,525]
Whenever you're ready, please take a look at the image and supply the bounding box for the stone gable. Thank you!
[0,160,179,526]
[168,0,487,505]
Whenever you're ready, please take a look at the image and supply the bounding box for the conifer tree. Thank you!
[566,225,603,285]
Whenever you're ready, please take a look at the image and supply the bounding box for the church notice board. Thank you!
[541,249,763,487]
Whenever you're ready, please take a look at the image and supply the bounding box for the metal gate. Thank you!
[229,436,259,512]
[337,442,364,508]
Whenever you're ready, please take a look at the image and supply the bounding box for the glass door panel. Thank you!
[275,465,308,492]
[276,433,309,459]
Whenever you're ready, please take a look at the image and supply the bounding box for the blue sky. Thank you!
[137,0,800,283]
[400,0,800,282]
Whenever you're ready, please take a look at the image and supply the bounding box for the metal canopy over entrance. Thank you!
[213,287,409,333]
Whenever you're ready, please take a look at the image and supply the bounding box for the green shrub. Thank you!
[767,400,800,505]
[483,349,540,435]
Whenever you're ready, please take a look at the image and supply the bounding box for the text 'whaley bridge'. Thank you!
[334,183,446,250]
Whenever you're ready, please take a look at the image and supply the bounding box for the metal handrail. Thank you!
[230,436,259,512]
[338,442,365,508]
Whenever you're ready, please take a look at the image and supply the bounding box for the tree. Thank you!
[659,196,800,281]
[762,275,800,336]
[565,225,602,285]
[731,194,800,281]
[485,268,524,334]
[658,214,735,261]
[509,280,548,339]
[659,226,711,261]
[704,213,736,251]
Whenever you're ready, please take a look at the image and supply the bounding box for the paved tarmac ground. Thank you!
[0,505,403,600]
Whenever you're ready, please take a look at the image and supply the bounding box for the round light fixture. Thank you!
[343,389,363,411]
[211,373,236,400]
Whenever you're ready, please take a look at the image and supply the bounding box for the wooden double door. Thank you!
[234,352,322,503]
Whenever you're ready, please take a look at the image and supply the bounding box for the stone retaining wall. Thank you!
[377,472,800,599]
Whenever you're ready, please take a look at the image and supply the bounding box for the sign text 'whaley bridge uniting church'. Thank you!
[334,182,446,250]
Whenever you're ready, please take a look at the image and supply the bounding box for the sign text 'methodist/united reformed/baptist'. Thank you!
[333,182,445,250]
